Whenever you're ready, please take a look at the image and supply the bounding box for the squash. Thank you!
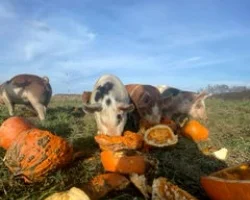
[101,150,146,175]
[45,187,91,200]
[201,163,250,200]
[0,116,34,149]
[94,131,143,151]
[152,177,198,200]
[144,125,178,148]
[3,128,74,183]
[181,120,209,142]
[83,173,130,199]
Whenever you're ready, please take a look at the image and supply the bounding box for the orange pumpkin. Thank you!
[101,150,146,175]
[201,163,250,200]
[152,177,198,200]
[144,125,178,148]
[0,116,34,150]
[94,131,144,151]
[181,120,209,142]
[3,128,74,183]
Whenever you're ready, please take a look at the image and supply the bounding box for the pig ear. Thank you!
[118,104,135,113]
[194,91,209,102]
[82,103,102,113]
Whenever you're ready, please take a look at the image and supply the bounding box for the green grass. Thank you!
[0,97,249,200]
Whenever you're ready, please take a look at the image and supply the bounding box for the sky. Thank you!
[0,0,250,94]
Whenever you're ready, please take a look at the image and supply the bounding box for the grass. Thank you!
[0,96,249,200]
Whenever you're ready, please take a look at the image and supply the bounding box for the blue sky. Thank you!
[0,0,250,94]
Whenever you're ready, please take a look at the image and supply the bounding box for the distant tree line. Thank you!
[199,84,250,94]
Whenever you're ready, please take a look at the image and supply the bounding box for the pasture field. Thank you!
[0,95,249,200]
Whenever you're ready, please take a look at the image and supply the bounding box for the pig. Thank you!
[158,85,211,120]
[82,74,134,136]
[125,84,170,133]
[0,74,52,120]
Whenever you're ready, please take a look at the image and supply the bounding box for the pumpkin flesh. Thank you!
[144,125,178,148]
[4,128,74,183]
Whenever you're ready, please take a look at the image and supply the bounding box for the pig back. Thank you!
[7,74,52,105]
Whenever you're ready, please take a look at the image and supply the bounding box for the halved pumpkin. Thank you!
[152,177,198,200]
[95,131,143,151]
[101,150,146,175]
[201,163,250,200]
[144,125,178,148]
[181,120,209,142]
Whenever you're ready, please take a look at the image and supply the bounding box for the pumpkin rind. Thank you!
[101,150,146,175]
[201,163,250,200]
[0,116,34,150]
[4,128,74,183]
[181,120,209,142]
[152,177,198,200]
[95,131,143,151]
[144,125,178,148]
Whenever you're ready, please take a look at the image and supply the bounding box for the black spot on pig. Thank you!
[95,82,114,102]
[106,98,111,106]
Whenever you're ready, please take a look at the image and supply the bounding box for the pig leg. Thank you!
[29,100,46,120]
[1,91,14,116]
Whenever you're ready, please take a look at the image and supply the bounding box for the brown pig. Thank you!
[0,74,52,120]
[125,84,170,133]
[158,86,211,120]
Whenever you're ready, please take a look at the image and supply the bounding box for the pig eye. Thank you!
[117,114,122,125]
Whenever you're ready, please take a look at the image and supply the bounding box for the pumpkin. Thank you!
[152,177,198,200]
[0,116,34,149]
[94,131,144,151]
[45,187,91,200]
[201,163,250,200]
[144,125,178,148]
[3,128,74,183]
[181,120,209,142]
[101,150,146,175]
[83,173,130,199]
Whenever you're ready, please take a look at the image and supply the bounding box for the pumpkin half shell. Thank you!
[201,163,250,200]
[144,125,178,148]
[4,128,74,183]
